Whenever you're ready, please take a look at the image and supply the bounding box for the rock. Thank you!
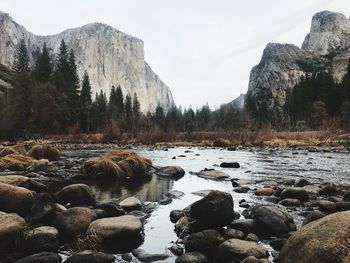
[231,180,240,187]
[30,159,53,172]
[335,201,350,211]
[230,219,256,233]
[53,207,98,237]
[269,238,287,251]
[253,205,296,236]
[121,253,132,262]
[234,186,250,193]
[217,239,268,261]
[342,192,350,201]
[15,252,62,263]
[20,233,58,256]
[302,184,319,194]
[280,187,309,202]
[0,175,47,193]
[87,215,143,243]
[128,210,147,220]
[220,162,240,168]
[95,201,125,217]
[319,183,338,195]
[197,169,230,181]
[241,256,270,263]
[155,166,185,179]
[264,196,281,204]
[255,188,274,196]
[295,178,312,187]
[132,249,169,262]
[119,197,142,212]
[302,210,325,226]
[0,212,26,250]
[312,200,336,212]
[224,228,245,240]
[175,252,209,263]
[246,233,259,242]
[175,216,191,234]
[26,226,59,238]
[0,182,34,216]
[159,197,172,205]
[168,243,184,256]
[277,211,350,263]
[54,184,95,206]
[190,190,234,227]
[170,210,186,223]
[278,198,302,207]
[27,193,56,224]
[64,251,115,263]
[168,190,185,199]
[185,229,225,255]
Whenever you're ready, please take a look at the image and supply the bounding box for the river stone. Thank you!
[54,184,95,206]
[302,210,325,226]
[277,211,350,263]
[224,228,245,240]
[53,207,98,237]
[302,184,319,194]
[190,190,234,227]
[20,232,59,256]
[255,188,274,196]
[27,193,56,224]
[278,198,302,207]
[217,239,268,261]
[197,170,230,181]
[170,210,186,223]
[15,252,62,263]
[132,249,169,262]
[336,201,350,211]
[175,252,209,263]
[87,215,143,241]
[241,256,270,263]
[64,251,115,263]
[119,197,142,212]
[0,182,34,216]
[95,201,126,217]
[155,166,185,179]
[185,229,225,255]
[342,191,350,201]
[230,219,256,233]
[312,200,336,212]
[175,216,192,233]
[253,205,295,236]
[220,162,240,168]
[319,183,338,195]
[280,187,309,202]
[27,226,59,238]
[295,178,312,187]
[0,212,26,250]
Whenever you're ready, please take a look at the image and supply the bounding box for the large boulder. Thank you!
[253,205,296,236]
[53,207,98,238]
[27,193,56,224]
[280,187,309,202]
[0,175,47,193]
[217,239,268,261]
[119,197,142,212]
[0,212,26,250]
[20,233,59,256]
[190,190,234,227]
[277,211,350,263]
[155,166,185,179]
[54,184,95,206]
[64,251,115,263]
[0,182,34,216]
[185,229,225,255]
[15,252,62,263]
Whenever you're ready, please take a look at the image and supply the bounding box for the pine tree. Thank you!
[33,42,52,82]
[108,86,118,121]
[132,93,141,134]
[56,40,69,75]
[13,39,30,73]
[116,85,124,114]
[124,94,132,131]
[80,71,92,131]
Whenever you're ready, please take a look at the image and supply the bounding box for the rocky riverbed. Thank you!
[1,144,350,263]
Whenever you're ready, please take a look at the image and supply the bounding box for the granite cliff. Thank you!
[0,11,175,113]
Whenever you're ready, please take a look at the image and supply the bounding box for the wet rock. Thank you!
[231,180,240,188]
[20,233,59,256]
[168,243,184,256]
[53,207,98,237]
[264,196,281,204]
[132,249,169,262]
[26,226,59,238]
[170,210,186,223]
[95,201,126,217]
[280,187,309,202]
[302,210,325,226]
[197,169,230,181]
[246,233,259,242]
[191,190,213,197]
[224,228,245,239]
[283,179,295,186]
[0,175,47,193]
[155,166,185,180]
[230,219,256,233]
[119,197,142,212]
[87,215,143,243]
[168,190,185,199]
[0,182,34,216]
[295,178,312,187]
[318,183,338,195]
[234,186,250,193]
[255,188,274,196]
[27,193,56,224]
[185,229,225,255]
[277,211,350,263]
[302,184,319,194]
[335,201,350,211]
[64,251,115,263]
[54,203,66,212]
[253,205,296,236]
[121,253,132,262]
[0,212,26,250]
[55,184,95,207]
[342,192,350,202]
[15,252,62,263]
[175,216,192,233]
[269,238,287,251]
[239,202,251,208]
[241,256,270,263]
[190,190,234,227]
[175,252,209,263]
[159,197,173,205]
[217,239,268,261]
[312,200,336,212]
[278,198,302,207]
[128,210,147,220]
[220,162,240,168]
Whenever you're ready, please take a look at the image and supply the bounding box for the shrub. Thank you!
[28,144,61,161]
[81,150,152,179]
[0,154,34,171]
[212,138,231,147]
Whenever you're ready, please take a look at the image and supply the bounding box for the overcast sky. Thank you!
[1,0,349,109]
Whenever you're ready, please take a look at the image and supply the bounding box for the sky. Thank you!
[0,0,349,109]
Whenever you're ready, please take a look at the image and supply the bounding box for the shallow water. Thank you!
[59,146,350,262]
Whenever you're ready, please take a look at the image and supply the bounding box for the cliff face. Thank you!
[246,11,350,117]
[0,11,175,113]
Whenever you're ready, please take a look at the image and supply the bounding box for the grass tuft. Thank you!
[0,154,34,171]
[28,144,61,161]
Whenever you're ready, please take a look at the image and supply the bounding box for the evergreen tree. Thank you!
[115,85,124,114]
[108,86,118,121]
[56,40,69,76]
[33,42,52,82]
[13,39,30,73]
[132,93,141,134]
[80,71,92,132]
[124,94,132,131]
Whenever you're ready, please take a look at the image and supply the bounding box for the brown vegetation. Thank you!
[28,144,61,161]
[0,154,34,171]
[0,147,18,157]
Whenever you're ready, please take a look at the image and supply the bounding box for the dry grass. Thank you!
[72,232,102,252]
[28,144,61,161]
[81,150,152,179]
[0,154,34,171]
[0,147,18,157]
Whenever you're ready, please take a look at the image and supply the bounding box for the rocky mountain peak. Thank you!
[302,10,350,55]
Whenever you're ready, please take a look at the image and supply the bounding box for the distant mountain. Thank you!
[246,11,350,119]
[0,11,175,113]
